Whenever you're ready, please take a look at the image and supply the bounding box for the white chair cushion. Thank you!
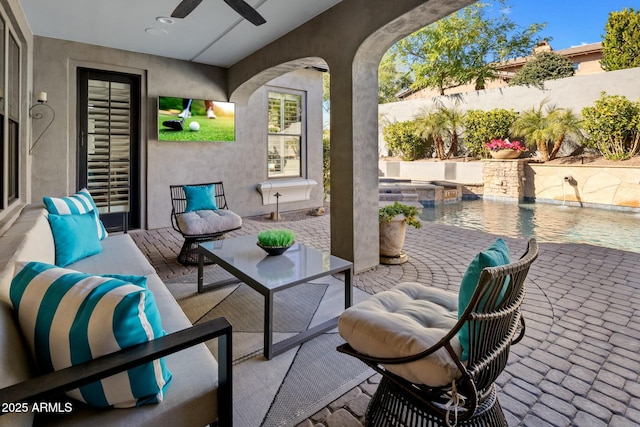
[177,209,242,236]
[338,282,462,387]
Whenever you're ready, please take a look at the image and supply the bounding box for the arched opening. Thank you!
[227,0,475,272]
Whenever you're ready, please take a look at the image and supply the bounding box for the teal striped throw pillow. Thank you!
[43,188,108,240]
[10,262,172,408]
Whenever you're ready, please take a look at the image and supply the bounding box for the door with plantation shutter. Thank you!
[77,69,140,231]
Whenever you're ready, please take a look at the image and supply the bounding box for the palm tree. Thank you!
[437,106,466,159]
[548,109,583,160]
[415,109,447,159]
[511,100,557,161]
[415,106,466,160]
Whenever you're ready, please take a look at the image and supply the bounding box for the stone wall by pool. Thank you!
[379,159,640,211]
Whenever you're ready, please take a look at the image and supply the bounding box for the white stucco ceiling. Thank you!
[18,0,342,67]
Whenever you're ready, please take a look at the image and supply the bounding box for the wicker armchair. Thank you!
[337,238,538,426]
[170,182,242,265]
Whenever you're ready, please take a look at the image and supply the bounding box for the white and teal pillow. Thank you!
[43,188,108,240]
[48,212,102,267]
[10,262,171,408]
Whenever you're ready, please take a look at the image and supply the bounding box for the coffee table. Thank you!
[197,235,353,359]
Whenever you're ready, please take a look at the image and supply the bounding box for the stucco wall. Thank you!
[378,66,640,155]
[379,160,484,184]
[31,37,323,229]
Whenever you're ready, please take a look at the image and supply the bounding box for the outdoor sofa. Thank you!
[0,203,232,426]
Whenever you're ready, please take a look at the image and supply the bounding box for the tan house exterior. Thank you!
[399,41,604,100]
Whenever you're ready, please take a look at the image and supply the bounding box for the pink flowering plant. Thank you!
[485,138,527,152]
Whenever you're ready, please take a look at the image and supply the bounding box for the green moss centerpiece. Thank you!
[257,229,296,256]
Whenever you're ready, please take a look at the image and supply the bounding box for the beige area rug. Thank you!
[165,267,373,427]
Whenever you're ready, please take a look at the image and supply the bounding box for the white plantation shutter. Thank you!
[86,80,131,214]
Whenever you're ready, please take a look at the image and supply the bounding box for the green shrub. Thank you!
[382,121,431,160]
[509,51,575,88]
[464,109,518,157]
[581,92,640,160]
[322,131,330,201]
[601,8,640,71]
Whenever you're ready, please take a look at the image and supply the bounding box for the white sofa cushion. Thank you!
[68,234,156,277]
[0,207,55,303]
[338,282,462,387]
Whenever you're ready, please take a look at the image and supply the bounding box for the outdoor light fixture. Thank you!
[29,91,55,154]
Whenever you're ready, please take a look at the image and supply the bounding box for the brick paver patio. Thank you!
[130,212,640,427]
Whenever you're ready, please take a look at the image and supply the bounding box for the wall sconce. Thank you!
[29,91,55,154]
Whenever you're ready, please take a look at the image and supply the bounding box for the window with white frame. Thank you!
[267,90,304,178]
[7,32,19,204]
[0,17,4,209]
[0,15,20,210]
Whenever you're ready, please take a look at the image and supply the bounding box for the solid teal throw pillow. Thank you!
[48,212,102,267]
[458,238,510,361]
[183,184,218,212]
[43,188,108,240]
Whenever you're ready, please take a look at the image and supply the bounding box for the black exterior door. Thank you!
[77,68,141,231]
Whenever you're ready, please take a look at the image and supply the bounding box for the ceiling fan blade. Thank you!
[223,0,267,26]
[171,0,203,18]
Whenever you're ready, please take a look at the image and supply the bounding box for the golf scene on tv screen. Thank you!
[158,96,235,142]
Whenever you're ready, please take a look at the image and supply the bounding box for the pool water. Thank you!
[419,199,640,253]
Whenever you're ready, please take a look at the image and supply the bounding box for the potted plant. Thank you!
[485,138,527,159]
[257,229,295,255]
[379,202,422,264]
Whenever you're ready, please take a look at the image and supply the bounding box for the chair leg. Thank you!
[366,378,507,427]
[178,238,215,265]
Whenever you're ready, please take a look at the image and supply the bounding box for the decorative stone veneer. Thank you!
[380,159,640,210]
[482,159,528,201]
[526,163,640,210]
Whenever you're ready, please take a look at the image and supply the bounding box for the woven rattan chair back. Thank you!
[169,182,239,264]
[462,240,536,394]
[170,182,229,223]
[338,238,539,426]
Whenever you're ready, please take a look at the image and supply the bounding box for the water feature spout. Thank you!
[561,176,581,207]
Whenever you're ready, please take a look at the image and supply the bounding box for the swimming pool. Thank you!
[419,199,640,253]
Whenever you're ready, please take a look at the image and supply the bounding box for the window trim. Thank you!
[266,88,306,179]
[0,11,21,212]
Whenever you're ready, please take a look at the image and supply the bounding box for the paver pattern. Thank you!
[130,211,640,427]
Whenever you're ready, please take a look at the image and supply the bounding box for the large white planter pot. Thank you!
[379,214,408,264]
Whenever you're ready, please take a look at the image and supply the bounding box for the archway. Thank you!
[228,0,475,272]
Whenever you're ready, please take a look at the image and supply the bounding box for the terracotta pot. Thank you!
[379,215,407,257]
[490,149,521,159]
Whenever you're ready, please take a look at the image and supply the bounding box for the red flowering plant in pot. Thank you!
[485,139,527,159]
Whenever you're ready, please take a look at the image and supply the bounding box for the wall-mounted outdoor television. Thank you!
[158,96,235,142]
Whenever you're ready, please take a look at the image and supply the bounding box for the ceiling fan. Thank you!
[171,0,267,26]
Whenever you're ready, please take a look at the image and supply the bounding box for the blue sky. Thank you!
[499,1,637,50]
